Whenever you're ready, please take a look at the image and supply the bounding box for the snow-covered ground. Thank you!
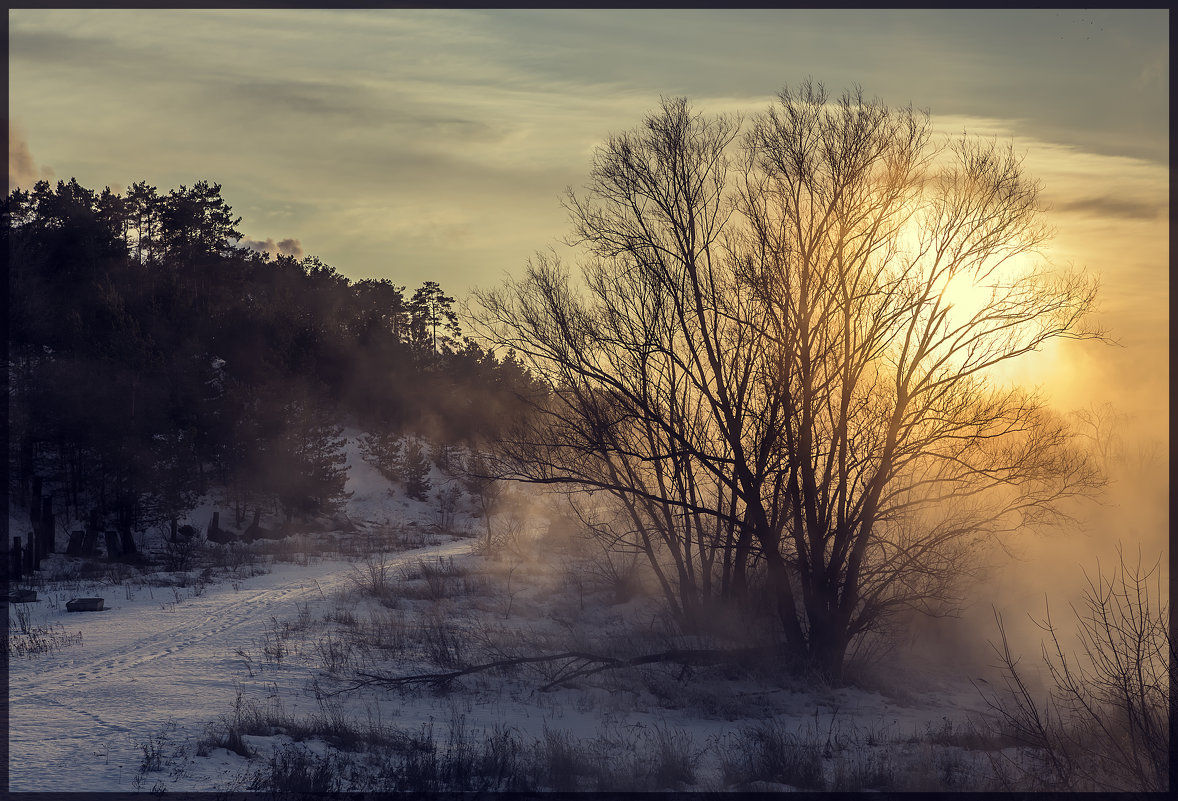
[8,434,1008,792]
[8,538,471,791]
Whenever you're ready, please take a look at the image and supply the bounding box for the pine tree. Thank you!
[359,428,403,482]
[409,281,460,355]
[401,438,431,501]
[275,396,352,518]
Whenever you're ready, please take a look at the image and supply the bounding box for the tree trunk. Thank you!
[808,627,848,683]
[763,549,806,649]
[730,523,753,602]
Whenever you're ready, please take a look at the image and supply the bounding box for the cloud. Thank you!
[238,236,304,259]
[1054,195,1165,221]
[276,238,303,257]
[8,122,53,192]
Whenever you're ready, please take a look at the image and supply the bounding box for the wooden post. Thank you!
[119,527,137,557]
[11,537,22,581]
[67,531,85,556]
[85,509,102,557]
[104,530,122,561]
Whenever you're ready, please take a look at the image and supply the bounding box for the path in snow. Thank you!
[8,537,469,792]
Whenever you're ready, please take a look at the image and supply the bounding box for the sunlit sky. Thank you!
[8,8,1169,431]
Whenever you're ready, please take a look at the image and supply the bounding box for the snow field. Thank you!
[10,433,1013,792]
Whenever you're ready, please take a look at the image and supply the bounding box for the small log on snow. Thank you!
[333,645,779,696]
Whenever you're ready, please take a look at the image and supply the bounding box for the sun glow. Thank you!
[936,268,998,329]
[923,249,1076,390]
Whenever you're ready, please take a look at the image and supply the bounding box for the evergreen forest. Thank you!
[6,178,538,537]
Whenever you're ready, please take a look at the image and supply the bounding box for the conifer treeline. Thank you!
[6,178,538,533]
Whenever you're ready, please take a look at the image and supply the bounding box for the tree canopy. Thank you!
[472,84,1104,679]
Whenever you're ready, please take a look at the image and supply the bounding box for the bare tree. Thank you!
[475,98,754,628]
[472,84,1103,679]
[730,81,1104,677]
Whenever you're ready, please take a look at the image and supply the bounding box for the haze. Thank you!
[9,7,1168,593]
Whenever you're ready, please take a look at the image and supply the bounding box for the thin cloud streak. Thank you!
[8,9,1166,308]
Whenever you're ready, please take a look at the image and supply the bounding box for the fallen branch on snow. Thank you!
[328,645,780,696]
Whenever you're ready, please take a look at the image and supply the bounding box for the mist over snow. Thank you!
[2,431,995,793]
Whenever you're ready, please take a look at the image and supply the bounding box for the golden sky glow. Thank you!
[8,9,1168,437]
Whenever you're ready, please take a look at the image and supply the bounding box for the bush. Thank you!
[980,547,1170,792]
[160,523,204,571]
[350,553,393,598]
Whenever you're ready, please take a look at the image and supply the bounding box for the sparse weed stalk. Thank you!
[417,555,470,597]
[7,609,84,658]
[135,721,181,775]
[416,609,466,669]
[247,743,344,793]
[361,608,409,657]
[718,719,825,790]
[351,553,393,598]
[831,745,896,791]
[315,630,363,675]
[11,603,32,635]
[292,600,313,631]
[643,722,700,788]
[920,716,1011,751]
[325,606,357,627]
[538,727,591,791]
[260,618,288,665]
